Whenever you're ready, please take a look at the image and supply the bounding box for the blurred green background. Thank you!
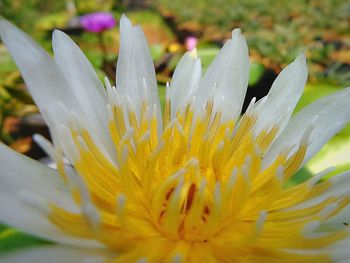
[0,0,350,253]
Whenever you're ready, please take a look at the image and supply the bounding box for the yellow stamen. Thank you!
[49,101,347,262]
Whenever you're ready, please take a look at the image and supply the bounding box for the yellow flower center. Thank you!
[49,98,348,262]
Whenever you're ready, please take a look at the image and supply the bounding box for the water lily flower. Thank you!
[80,12,116,33]
[1,15,350,263]
[80,12,115,60]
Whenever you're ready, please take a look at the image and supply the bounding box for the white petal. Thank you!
[252,54,308,137]
[0,144,101,248]
[194,29,249,121]
[33,134,56,161]
[0,19,77,128]
[321,205,350,232]
[311,171,350,231]
[52,30,106,104]
[329,238,350,263]
[0,193,100,248]
[169,50,201,118]
[0,245,109,263]
[0,19,117,164]
[0,19,83,161]
[52,30,116,162]
[0,144,73,209]
[281,169,350,233]
[116,15,161,127]
[265,87,350,168]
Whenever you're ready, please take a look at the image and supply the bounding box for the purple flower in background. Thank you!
[185,36,198,51]
[80,12,116,33]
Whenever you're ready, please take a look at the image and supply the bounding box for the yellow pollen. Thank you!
[49,99,348,263]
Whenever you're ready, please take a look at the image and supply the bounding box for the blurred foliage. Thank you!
[0,72,36,144]
[0,25,38,145]
[153,0,350,85]
[0,0,66,31]
[75,0,114,13]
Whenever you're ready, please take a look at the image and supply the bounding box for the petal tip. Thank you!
[188,47,198,59]
[288,53,308,78]
[295,53,307,66]
[52,29,72,53]
[52,29,63,37]
[232,28,242,37]
[52,29,65,42]
[120,14,132,28]
[0,18,11,36]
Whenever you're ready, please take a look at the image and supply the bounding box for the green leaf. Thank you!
[150,44,166,62]
[248,63,265,86]
[197,47,220,70]
[285,167,313,188]
[158,84,166,113]
[35,12,70,31]
[0,226,50,253]
[307,134,350,179]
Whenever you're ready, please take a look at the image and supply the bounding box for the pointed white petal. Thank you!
[194,29,249,121]
[0,143,73,209]
[132,25,160,107]
[115,15,133,89]
[52,30,116,162]
[170,50,201,118]
[33,134,56,161]
[265,87,350,168]
[116,15,161,126]
[52,30,106,104]
[0,19,117,164]
[0,144,101,248]
[0,19,77,126]
[52,30,107,123]
[0,192,101,248]
[307,171,350,231]
[0,19,82,160]
[0,245,109,263]
[253,54,308,137]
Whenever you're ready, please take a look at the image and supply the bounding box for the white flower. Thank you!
[1,15,350,263]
